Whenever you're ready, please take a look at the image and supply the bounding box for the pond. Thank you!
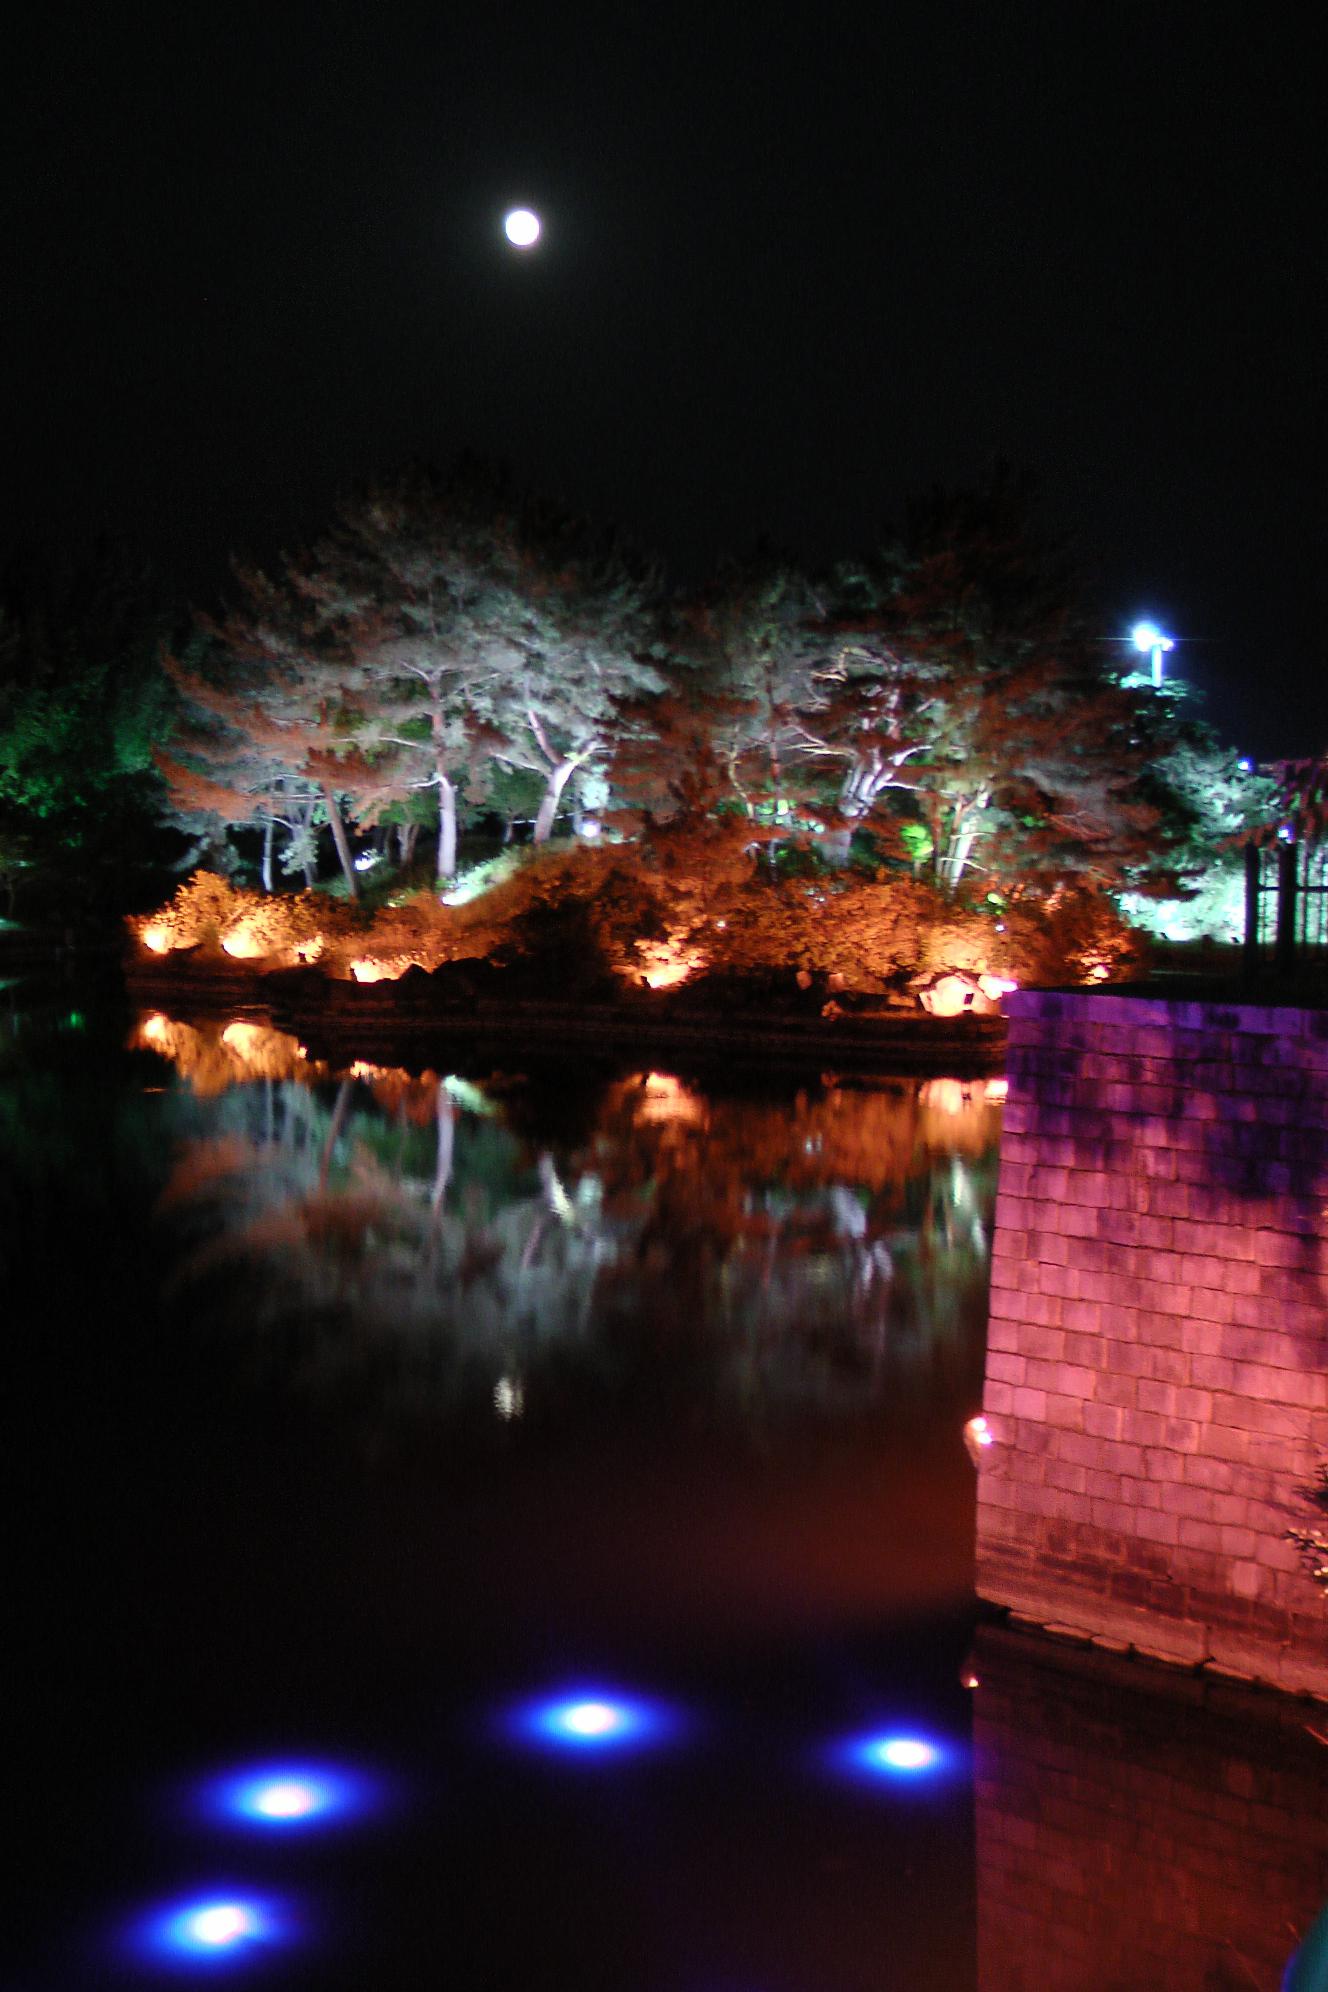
[4,985,1322,1988]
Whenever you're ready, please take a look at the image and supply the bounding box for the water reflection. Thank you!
[134,1012,1001,1433]
[973,1622,1328,1991]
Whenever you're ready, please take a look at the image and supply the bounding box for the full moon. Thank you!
[503,207,541,249]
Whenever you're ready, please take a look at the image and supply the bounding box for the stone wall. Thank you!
[973,1622,1328,1991]
[976,989,1328,1695]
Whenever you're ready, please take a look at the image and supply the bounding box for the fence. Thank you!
[1243,837,1328,978]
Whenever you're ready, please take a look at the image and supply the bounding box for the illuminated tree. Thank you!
[156,640,328,889]
[780,568,941,866]
[804,475,1156,896]
[206,561,375,897]
[282,472,529,883]
[687,556,826,851]
[157,603,356,897]
[264,466,668,884]
[446,479,668,850]
[1115,689,1276,942]
[0,547,176,908]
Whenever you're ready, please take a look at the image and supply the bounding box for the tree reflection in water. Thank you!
[134,1012,1001,1433]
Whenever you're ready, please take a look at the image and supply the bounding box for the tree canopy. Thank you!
[4,461,1276,934]
[0,544,178,912]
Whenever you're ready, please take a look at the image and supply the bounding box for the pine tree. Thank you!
[829,473,1155,895]
[686,555,827,856]
[290,467,667,879]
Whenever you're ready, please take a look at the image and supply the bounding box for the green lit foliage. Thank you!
[0,547,177,906]
[1115,690,1277,943]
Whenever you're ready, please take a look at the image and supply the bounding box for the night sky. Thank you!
[4,4,1323,757]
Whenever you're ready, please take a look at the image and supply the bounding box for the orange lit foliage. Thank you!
[130,871,355,963]
[130,844,1139,994]
[997,885,1143,988]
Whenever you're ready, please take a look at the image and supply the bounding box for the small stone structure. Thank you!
[976,989,1328,1695]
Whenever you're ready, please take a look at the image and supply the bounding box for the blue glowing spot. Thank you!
[505,1690,681,1757]
[864,1736,939,1773]
[829,1729,952,1788]
[198,1760,379,1833]
[127,1891,295,1971]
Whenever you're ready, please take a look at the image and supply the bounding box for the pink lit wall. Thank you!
[976,990,1328,1695]
[973,1622,1328,1991]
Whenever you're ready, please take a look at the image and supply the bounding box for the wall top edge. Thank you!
[1006,990,1328,1038]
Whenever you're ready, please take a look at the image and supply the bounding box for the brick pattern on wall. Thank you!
[976,991,1328,1695]
[973,1622,1328,1992]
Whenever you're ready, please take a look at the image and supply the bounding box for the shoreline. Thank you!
[123,958,1009,1075]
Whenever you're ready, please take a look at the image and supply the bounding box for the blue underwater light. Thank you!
[196,1760,380,1833]
[126,1890,296,1971]
[829,1729,953,1787]
[504,1689,682,1756]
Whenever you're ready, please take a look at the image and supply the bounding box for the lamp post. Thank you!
[1131,620,1175,688]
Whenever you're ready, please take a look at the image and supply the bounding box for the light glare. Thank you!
[193,1905,254,1947]
[564,1701,618,1736]
[197,1759,381,1832]
[876,1738,937,1771]
[964,1413,994,1464]
[126,1891,294,1969]
[505,1689,681,1755]
[504,207,541,247]
[254,1780,315,1819]
[832,1729,950,1785]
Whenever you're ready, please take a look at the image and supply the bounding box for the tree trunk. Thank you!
[417,1080,459,1277]
[817,823,855,867]
[261,811,274,894]
[322,787,358,899]
[938,794,987,888]
[398,822,419,866]
[297,800,316,888]
[318,1079,352,1191]
[533,759,576,844]
[436,775,458,882]
[431,1082,454,1220]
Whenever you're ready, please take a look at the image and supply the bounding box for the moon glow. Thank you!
[503,207,541,248]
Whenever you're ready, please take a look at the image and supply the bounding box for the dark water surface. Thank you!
[4,988,1323,1989]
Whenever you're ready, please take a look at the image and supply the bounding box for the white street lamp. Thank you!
[1131,620,1175,688]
